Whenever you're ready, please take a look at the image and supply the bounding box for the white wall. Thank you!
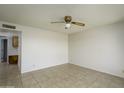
[8,32,20,56]
[69,22,124,78]
[21,29,68,73]
[0,21,68,73]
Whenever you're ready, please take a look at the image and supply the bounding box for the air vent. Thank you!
[2,24,16,29]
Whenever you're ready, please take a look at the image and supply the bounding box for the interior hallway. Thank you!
[0,63,124,88]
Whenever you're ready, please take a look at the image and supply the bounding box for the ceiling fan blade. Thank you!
[71,22,85,26]
[51,21,65,24]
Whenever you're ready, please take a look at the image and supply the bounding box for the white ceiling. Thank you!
[0,4,124,33]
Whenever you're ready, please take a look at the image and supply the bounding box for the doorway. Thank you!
[1,39,8,62]
[0,29,22,71]
[0,36,8,63]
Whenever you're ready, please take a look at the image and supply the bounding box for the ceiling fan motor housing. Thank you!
[64,16,72,23]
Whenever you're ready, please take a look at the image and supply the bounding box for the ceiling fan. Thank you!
[51,16,85,29]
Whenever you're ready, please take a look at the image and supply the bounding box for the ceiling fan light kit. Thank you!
[65,23,71,29]
[51,16,85,29]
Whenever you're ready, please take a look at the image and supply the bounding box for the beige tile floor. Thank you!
[0,62,124,88]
